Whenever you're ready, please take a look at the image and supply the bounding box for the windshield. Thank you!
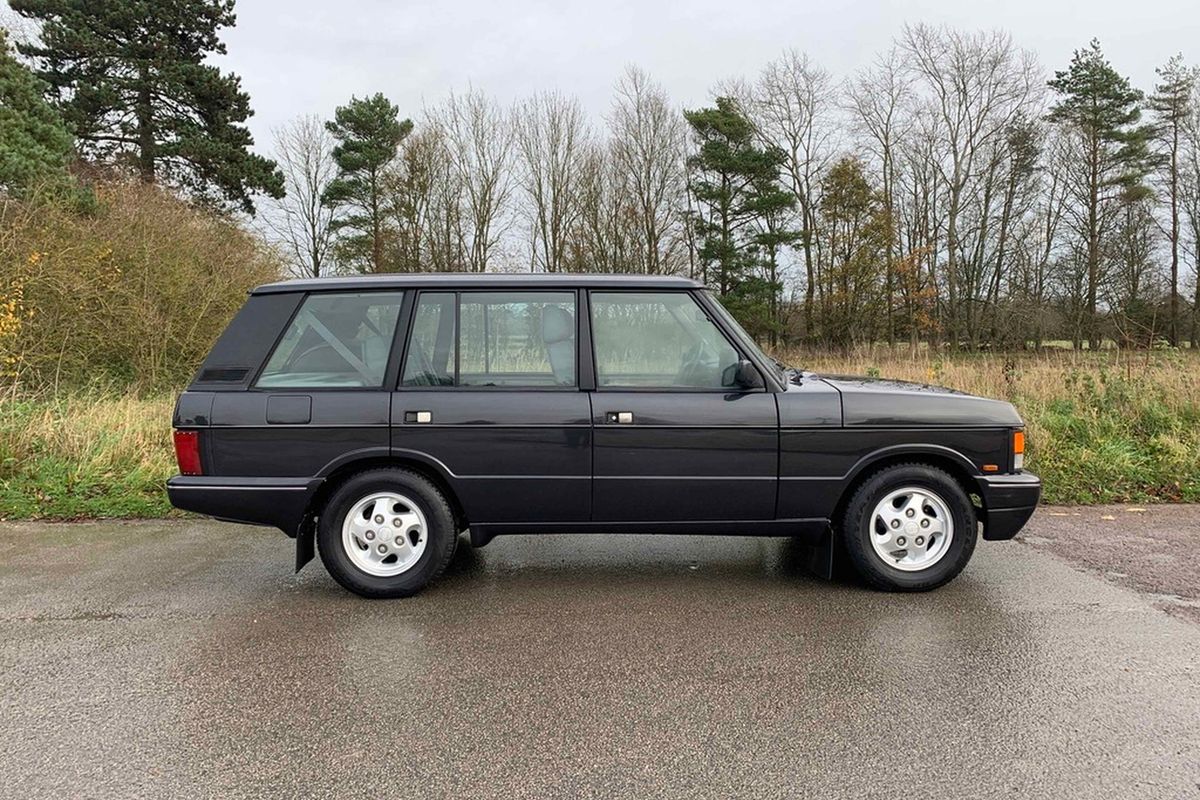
[701,291,790,380]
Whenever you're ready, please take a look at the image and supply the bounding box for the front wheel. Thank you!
[840,464,977,591]
[317,468,457,598]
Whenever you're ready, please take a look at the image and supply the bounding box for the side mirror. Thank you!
[731,359,764,390]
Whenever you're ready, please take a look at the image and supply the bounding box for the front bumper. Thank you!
[977,472,1042,540]
[166,476,320,536]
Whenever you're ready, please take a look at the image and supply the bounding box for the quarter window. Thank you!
[590,292,740,389]
[402,291,577,387]
[257,292,403,388]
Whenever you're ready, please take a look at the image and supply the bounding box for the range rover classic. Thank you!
[167,274,1041,598]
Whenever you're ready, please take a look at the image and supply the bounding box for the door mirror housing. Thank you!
[729,359,765,390]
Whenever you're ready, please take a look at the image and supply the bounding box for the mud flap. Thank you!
[295,518,315,573]
[795,525,835,580]
[469,526,496,549]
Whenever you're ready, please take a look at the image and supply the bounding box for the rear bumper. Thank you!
[166,476,320,537]
[977,472,1041,541]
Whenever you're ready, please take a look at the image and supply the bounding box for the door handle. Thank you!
[605,411,634,424]
[403,410,432,423]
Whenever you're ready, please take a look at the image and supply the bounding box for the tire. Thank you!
[839,463,977,592]
[316,468,457,598]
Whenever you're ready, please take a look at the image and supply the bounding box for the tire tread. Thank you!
[316,467,457,598]
[839,462,977,592]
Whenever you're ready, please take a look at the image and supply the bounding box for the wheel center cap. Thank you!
[905,521,919,535]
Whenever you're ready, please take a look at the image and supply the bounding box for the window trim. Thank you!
[692,289,783,393]
[249,289,408,392]
[396,288,582,392]
[586,288,769,394]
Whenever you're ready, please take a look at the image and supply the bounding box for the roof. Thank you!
[252,272,704,295]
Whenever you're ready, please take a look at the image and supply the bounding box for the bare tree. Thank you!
[429,90,515,272]
[1183,81,1200,346]
[895,107,947,345]
[266,115,339,277]
[607,66,688,274]
[385,125,468,272]
[514,91,589,273]
[901,24,1040,347]
[848,46,914,343]
[749,50,838,338]
[567,142,633,273]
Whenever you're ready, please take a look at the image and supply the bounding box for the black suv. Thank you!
[168,274,1040,597]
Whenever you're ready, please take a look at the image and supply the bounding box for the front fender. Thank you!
[842,443,983,487]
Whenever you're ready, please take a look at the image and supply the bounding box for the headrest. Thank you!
[541,305,574,344]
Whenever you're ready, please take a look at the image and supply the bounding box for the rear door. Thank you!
[391,289,591,522]
[206,291,405,478]
[587,290,778,522]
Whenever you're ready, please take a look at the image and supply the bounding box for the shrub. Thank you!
[0,179,281,391]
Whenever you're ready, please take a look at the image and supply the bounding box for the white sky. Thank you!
[212,0,1200,152]
[4,0,1199,153]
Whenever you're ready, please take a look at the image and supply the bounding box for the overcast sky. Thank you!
[210,0,1200,152]
[4,0,1198,152]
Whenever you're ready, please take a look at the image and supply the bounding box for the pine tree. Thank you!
[322,94,412,273]
[1149,54,1198,346]
[0,30,72,195]
[11,0,282,213]
[1047,40,1155,350]
[685,97,797,340]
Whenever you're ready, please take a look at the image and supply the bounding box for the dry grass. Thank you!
[788,347,1200,409]
[786,347,1200,503]
[0,391,176,518]
[1,348,1198,519]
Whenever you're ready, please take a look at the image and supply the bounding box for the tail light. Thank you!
[173,429,203,475]
[1012,430,1025,471]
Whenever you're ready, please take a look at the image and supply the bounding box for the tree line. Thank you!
[4,2,1200,350]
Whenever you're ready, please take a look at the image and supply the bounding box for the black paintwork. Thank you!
[166,274,1041,564]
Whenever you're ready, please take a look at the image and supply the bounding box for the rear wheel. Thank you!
[840,464,976,591]
[317,468,457,598]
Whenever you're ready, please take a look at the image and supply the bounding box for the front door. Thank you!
[588,290,778,522]
[391,289,591,523]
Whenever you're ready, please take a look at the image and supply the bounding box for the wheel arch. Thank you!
[832,446,984,528]
[304,453,469,534]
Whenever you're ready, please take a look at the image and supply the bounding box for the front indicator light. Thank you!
[1013,430,1026,471]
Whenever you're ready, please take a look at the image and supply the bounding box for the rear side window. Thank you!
[256,292,404,388]
[402,291,576,387]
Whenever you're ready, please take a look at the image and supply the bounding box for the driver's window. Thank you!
[256,292,404,388]
[590,292,739,389]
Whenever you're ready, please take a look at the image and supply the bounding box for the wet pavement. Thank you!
[0,510,1198,799]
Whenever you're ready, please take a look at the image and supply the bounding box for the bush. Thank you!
[0,179,281,391]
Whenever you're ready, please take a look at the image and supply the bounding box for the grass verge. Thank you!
[0,392,176,519]
[794,349,1200,504]
[2,349,1199,519]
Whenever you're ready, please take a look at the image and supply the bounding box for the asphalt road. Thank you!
[1,508,1198,799]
